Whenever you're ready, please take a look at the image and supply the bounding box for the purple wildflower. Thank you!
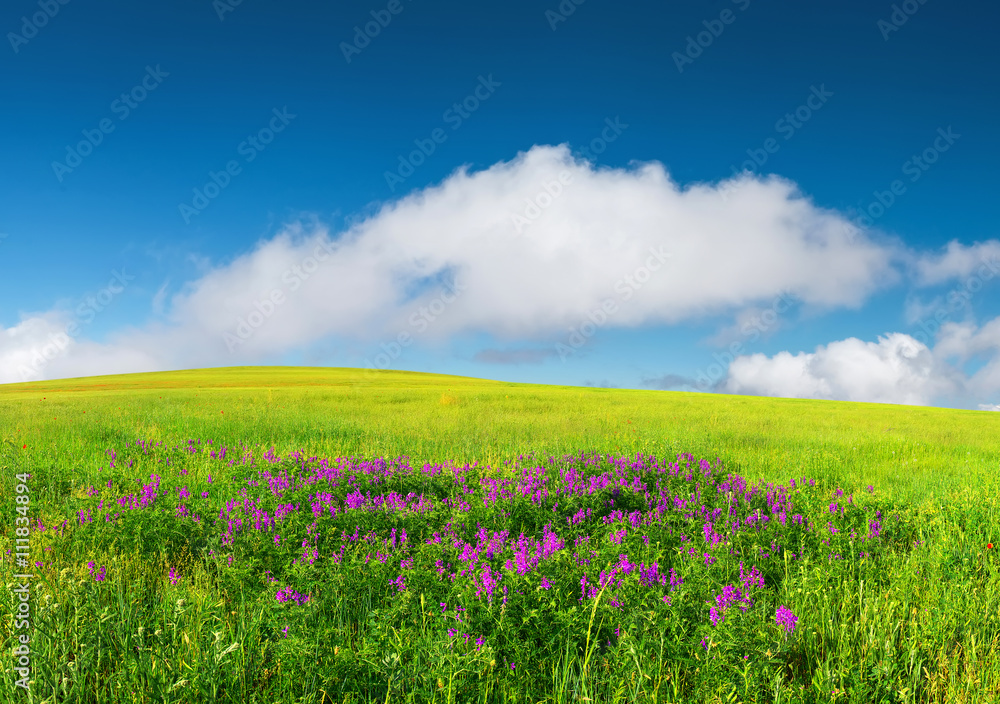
[775,605,798,634]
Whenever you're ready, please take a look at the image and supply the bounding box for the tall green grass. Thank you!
[1,366,998,703]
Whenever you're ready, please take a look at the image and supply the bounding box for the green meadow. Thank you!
[1,366,999,703]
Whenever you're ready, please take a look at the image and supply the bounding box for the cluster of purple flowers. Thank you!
[775,605,798,633]
[444,628,486,652]
[62,440,899,660]
[708,584,751,627]
[638,561,665,588]
[275,586,310,605]
[706,562,765,627]
[87,561,106,582]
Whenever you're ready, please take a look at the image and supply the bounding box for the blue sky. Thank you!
[2,0,999,411]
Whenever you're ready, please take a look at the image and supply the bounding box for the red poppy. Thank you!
[989,543,994,550]
[23,444,27,449]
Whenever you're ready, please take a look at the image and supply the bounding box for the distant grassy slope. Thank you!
[1,366,997,506]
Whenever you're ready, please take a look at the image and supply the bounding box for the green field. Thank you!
[1,366,998,703]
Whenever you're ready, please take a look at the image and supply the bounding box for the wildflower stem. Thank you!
[581,567,613,688]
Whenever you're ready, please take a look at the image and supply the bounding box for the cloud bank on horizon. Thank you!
[2,145,999,410]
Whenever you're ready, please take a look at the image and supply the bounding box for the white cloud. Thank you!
[151,279,170,317]
[950,318,1000,394]
[0,311,164,385]
[3,145,905,383]
[0,314,74,384]
[911,239,1000,286]
[720,333,964,405]
[928,319,1000,400]
[902,295,945,326]
[720,319,1000,407]
[980,404,1000,412]
[702,292,798,347]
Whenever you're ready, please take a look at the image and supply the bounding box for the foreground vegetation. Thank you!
[1,366,999,703]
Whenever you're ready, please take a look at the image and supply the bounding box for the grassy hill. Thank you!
[1,367,998,703]
[1,366,996,504]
